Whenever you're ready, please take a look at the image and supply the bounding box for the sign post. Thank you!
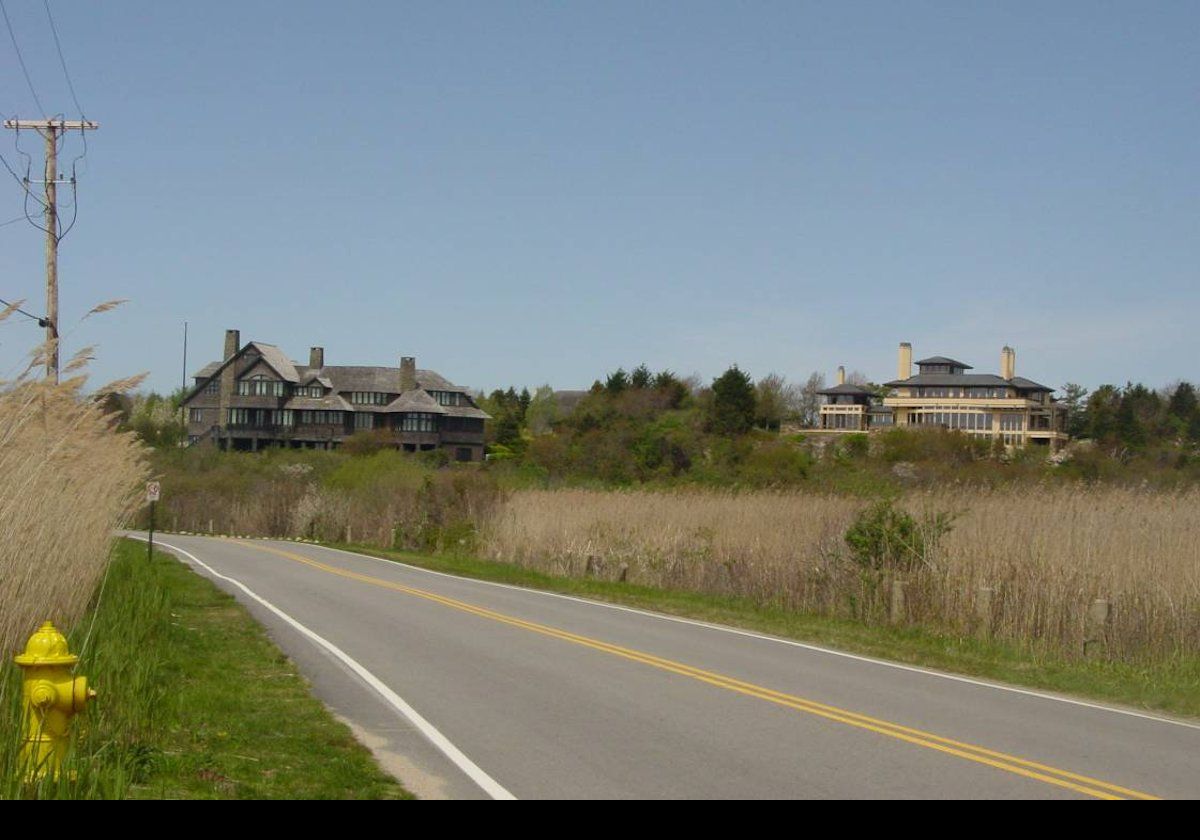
[146,481,161,561]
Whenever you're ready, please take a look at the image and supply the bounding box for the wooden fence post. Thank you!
[889,579,907,624]
[976,586,994,639]
[1084,598,1111,657]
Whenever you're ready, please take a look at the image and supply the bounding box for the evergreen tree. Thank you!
[708,365,756,435]
[653,370,689,409]
[605,368,629,394]
[1167,382,1197,423]
[1085,385,1120,442]
[1060,383,1089,437]
[1115,398,1145,448]
[631,364,653,390]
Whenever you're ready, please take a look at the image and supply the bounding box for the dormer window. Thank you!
[433,391,462,406]
[294,384,324,398]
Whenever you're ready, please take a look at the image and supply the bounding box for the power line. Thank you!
[0,0,46,117]
[42,0,84,119]
[0,146,47,209]
[0,296,48,327]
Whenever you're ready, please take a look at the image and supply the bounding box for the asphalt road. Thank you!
[138,533,1198,800]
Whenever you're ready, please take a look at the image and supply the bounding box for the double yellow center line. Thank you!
[231,540,1159,800]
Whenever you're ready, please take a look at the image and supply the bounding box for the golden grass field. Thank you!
[0,344,147,660]
[484,486,1200,661]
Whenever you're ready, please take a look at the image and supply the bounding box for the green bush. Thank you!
[844,499,955,571]
[738,441,811,487]
[841,434,870,459]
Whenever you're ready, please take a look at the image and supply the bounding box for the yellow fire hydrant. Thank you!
[13,621,97,780]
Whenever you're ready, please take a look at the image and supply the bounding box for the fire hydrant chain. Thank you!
[13,621,97,780]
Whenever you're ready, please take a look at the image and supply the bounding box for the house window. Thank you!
[433,391,462,406]
[399,412,437,432]
[354,412,374,430]
[271,410,294,427]
[351,391,390,406]
[236,377,286,397]
[293,384,323,398]
[200,379,218,395]
[301,410,342,425]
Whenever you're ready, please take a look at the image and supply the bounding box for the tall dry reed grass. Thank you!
[150,450,504,553]
[484,486,1200,660]
[0,331,149,660]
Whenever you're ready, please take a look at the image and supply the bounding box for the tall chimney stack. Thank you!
[1001,346,1015,380]
[399,356,416,392]
[897,342,912,381]
[309,347,325,370]
[837,365,846,386]
[219,329,240,434]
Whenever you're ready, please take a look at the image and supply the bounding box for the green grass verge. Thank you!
[330,542,1200,720]
[1,538,409,799]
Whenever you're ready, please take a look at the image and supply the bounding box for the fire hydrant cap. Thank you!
[13,621,79,667]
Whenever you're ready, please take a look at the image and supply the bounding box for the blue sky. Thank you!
[0,2,1196,394]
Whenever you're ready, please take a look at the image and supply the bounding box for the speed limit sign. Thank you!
[146,481,161,503]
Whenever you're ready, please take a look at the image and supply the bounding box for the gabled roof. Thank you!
[246,342,300,382]
[415,369,470,393]
[915,356,973,369]
[387,390,446,414]
[193,361,220,379]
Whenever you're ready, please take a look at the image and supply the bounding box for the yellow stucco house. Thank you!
[818,343,1068,449]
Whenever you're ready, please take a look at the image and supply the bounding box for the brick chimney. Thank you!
[837,365,845,386]
[400,356,416,392]
[1001,346,1015,381]
[897,342,912,381]
[224,329,240,360]
[309,346,324,370]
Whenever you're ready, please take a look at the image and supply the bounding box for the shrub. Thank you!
[843,499,955,572]
[738,440,811,487]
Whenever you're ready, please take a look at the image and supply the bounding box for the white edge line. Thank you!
[285,539,1200,733]
[137,536,517,800]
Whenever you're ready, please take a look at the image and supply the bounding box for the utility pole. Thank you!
[3,118,99,383]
